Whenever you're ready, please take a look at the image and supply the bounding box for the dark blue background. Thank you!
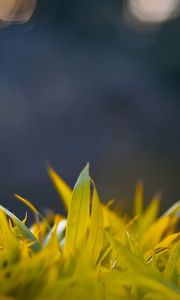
[0,0,180,218]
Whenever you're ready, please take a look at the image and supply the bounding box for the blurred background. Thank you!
[0,0,180,217]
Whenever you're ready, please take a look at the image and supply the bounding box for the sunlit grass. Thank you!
[0,164,179,299]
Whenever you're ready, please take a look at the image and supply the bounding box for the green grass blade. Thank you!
[0,205,41,252]
[87,183,104,265]
[64,164,90,257]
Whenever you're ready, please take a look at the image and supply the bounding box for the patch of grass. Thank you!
[0,164,179,300]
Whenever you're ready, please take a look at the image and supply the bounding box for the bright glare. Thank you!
[0,0,36,23]
[126,0,179,24]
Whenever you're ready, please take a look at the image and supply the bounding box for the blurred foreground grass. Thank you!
[0,165,179,300]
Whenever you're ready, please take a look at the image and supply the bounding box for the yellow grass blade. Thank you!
[106,233,180,300]
[141,215,178,251]
[164,241,180,283]
[64,164,90,257]
[14,194,50,231]
[145,233,180,263]
[0,210,18,251]
[47,166,72,211]
[0,165,179,299]
[137,193,160,238]
[125,231,144,259]
[133,181,144,216]
[15,194,40,216]
[156,232,180,249]
[0,205,41,252]
[87,182,104,265]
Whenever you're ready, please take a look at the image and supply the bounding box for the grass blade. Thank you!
[0,205,41,252]
[47,166,72,211]
[87,182,104,265]
[64,164,90,257]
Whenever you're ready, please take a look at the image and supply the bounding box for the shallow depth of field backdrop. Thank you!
[0,0,180,216]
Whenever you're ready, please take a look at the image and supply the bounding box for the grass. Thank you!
[0,164,179,300]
